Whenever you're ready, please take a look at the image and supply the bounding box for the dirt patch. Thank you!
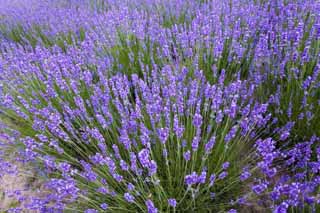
[0,160,42,212]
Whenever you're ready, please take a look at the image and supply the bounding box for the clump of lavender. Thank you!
[0,59,273,211]
[0,0,320,212]
[249,136,320,212]
[253,0,320,142]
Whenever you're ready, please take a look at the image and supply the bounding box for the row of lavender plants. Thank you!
[0,0,319,212]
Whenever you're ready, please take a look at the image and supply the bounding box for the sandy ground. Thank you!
[0,169,27,210]
[0,160,40,212]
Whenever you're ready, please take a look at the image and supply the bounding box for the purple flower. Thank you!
[280,131,290,141]
[97,187,109,195]
[209,174,216,186]
[100,203,108,210]
[222,162,230,170]
[120,160,129,171]
[240,168,251,181]
[158,128,169,144]
[252,182,268,195]
[274,202,289,213]
[205,137,216,153]
[225,126,238,143]
[124,192,135,203]
[218,172,227,180]
[163,149,168,157]
[148,160,158,176]
[198,171,207,184]
[173,115,184,138]
[185,172,198,186]
[183,150,191,161]
[138,148,150,166]
[127,183,135,191]
[58,162,71,174]
[146,199,158,213]
[119,129,131,150]
[168,198,177,207]
[193,113,202,127]
[192,135,200,151]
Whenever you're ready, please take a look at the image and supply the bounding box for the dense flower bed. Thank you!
[0,0,319,212]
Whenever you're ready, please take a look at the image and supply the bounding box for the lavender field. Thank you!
[0,0,319,212]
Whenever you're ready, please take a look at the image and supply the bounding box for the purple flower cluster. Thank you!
[0,0,319,212]
[0,59,272,211]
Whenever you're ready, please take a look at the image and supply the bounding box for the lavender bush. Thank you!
[0,0,319,212]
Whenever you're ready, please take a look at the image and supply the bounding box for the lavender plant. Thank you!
[253,0,320,142]
[0,0,319,212]
[1,57,274,211]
